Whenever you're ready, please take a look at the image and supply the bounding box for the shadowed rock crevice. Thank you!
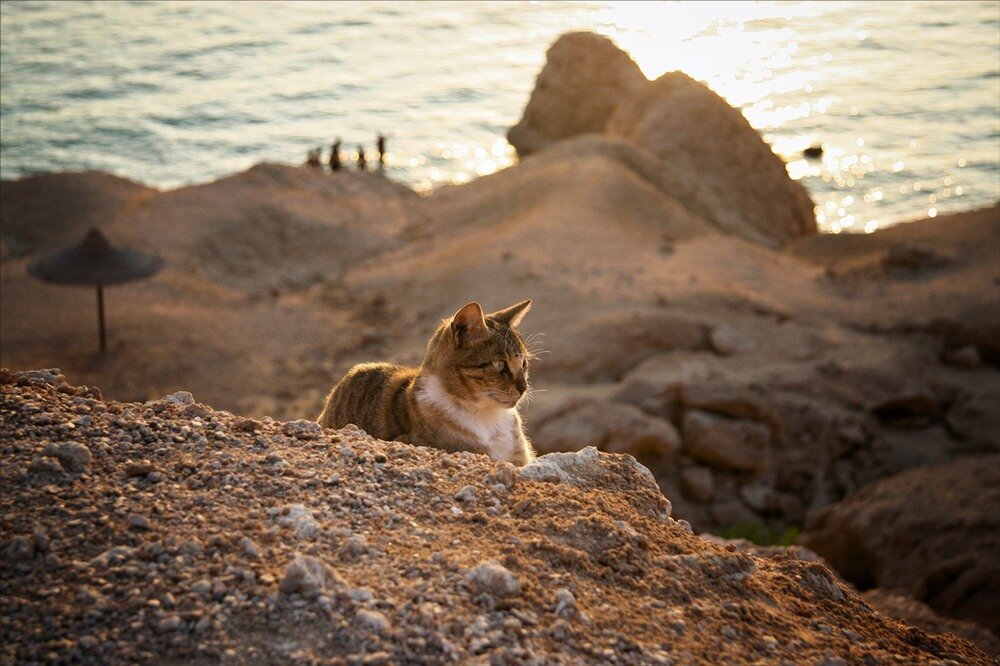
[799,455,1000,635]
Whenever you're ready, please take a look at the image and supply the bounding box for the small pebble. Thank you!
[454,485,476,502]
[127,513,150,530]
[355,609,389,634]
[466,561,521,598]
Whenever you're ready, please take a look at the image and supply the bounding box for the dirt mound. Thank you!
[0,171,155,257]
[1,163,416,292]
[799,455,1000,633]
[110,162,416,292]
[1,369,994,664]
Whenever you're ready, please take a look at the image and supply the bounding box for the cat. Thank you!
[317,300,537,466]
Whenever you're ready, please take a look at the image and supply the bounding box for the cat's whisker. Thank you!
[525,339,550,357]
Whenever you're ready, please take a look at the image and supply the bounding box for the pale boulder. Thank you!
[507,32,646,156]
[466,560,521,598]
[519,447,671,520]
[278,555,344,598]
[681,409,771,472]
[708,324,756,356]
[532,400,681,458]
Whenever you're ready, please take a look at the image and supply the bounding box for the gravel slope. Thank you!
[1,369,994,665]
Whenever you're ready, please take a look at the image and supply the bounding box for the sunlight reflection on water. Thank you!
[1,0,997,232]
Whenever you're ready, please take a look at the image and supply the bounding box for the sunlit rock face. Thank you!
[606,71,817,246]
[507,32,646,157]
[509,32,816,247]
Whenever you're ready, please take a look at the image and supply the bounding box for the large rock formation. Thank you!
[0,369,994,664]
[508,32,816,247]
[799,455,1000,634]
[605,72,817,246]
[507,32,646,156]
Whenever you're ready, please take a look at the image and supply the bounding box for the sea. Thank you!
[1,1,998,232]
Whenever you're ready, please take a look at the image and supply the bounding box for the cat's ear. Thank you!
[451,302,488,346]
[488,299,532,328]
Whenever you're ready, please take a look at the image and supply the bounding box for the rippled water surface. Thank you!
[2,1,998,231]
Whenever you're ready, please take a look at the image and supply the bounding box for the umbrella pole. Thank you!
[96,285,107,352]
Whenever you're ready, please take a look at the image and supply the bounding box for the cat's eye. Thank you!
[491,360,505,372]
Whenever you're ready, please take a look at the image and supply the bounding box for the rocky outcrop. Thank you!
[1,369,994,664]
[799,455,1000,634]
[605,71,817,246]
[507,32,816,247]
[507,32,646,156]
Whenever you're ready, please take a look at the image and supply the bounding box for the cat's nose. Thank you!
[514,376,528,394]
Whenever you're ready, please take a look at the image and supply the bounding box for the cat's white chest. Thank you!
[417,375,520,462]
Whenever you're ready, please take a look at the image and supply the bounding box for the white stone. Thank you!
[277,504,318,540]
[466,560,521,598]
[279,555,342,597]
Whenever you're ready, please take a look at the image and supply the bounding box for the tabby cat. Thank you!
[317,300,536,465]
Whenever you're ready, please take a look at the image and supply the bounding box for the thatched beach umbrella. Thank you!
[27,228,164,352]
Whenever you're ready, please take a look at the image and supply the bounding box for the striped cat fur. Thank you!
[317,300,536,466]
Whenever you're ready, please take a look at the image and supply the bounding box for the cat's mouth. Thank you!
[496,392,524,409]
[473,392,522,409]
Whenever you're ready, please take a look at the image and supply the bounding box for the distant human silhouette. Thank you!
[357,145,367,171]
[329,138,342,171]
[306,147,322,168]
[376,133,387,169]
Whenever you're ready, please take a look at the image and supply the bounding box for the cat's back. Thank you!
[317,362,417,438]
